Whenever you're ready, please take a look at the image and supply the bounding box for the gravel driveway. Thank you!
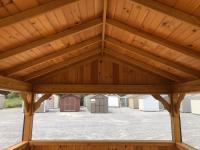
[0,107,199,149]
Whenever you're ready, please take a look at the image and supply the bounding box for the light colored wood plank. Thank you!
[130,0,200,27]
[106,36,200,79]
[24,50,100,81]
[107,19,200,60]
[3,36,101,76]
[0,18,102,60]
[0,0,79,28]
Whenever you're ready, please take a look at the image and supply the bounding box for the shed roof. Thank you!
[0,0,200,94]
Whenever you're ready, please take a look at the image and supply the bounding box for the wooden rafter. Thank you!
[0,0,79,28]
[130,0,200,27]
[0,18,102,60]
[33,94,52,112]
[32,84,171,94]
[105,48,181,82]
[152,94,171,113]
[0,75,31,92]
[101,0,108,56]
[23,50,100,81]
[3,36,101,76]
[106,36,200,79]
[107,19,200,60]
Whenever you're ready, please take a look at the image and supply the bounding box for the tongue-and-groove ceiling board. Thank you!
[0,0,200,85]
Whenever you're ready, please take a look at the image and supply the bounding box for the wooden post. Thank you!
[170,93,185,143]
[21,92,35,141]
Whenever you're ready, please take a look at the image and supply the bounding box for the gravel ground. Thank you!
[0,107,199,149]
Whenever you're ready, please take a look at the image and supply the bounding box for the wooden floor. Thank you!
[8,141,195,150]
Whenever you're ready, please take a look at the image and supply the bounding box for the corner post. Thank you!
[21,92,35,141]
[170,93,185,143]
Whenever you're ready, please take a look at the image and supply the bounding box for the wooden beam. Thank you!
[173,79,200,93]
[3,36,101,76]
[21,92,34,141]
[101,0,108,56]
[34,94,52,112]
[106,37,200,79]
[0,75,31,92]
[152,94,171,113]
[175,79,200,86]
[130,0,200,27]
[33,84,171,94]
[23,50,100,81]
[105,48,181,82]
[28,140,175,147]
[0,0,79,28]
[173,84,200,93]
[107,19,200,60]
[170,93,185,143]
[0,18,102,60]
[21,93,30,113]
[176,143,197,150]
[7,141,29,150]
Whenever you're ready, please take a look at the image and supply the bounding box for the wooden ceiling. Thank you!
[0,0,200,93]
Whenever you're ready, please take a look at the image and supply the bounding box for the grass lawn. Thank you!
[4,97,22,108]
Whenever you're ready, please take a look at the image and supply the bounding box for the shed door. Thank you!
[64,97,76,111]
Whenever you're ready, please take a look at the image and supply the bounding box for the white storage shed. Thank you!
[139,95,160,112]
[107,95,120,107]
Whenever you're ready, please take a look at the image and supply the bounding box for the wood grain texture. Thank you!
[32,54,172,85]
[0,75,31,92]
[0,0,79,28]
[0,0,200,93]
[29,140,176,150]
[6,141,29,150]
[176,143,197,150]
[32,84,171,94]
[0,18,102,60]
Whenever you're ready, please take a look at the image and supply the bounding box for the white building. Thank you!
[191,94,200,115]
[107,94,120,107]
[139,95,160,112]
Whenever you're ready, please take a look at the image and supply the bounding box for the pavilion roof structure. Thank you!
[0,0,199,94]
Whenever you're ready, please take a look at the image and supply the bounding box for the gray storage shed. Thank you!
[0,94,5,109]
[86,94,108,113]
[180,96,191,113]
